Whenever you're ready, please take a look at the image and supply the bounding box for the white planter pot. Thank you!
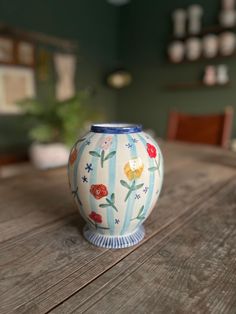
[29,143,69,169]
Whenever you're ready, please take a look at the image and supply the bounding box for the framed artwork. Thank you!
[17,41,35,66]
[0,37,14,64]
[0,66,35,114]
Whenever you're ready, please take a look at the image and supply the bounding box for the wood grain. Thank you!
[54,176,236,314]
[0,142,236,314]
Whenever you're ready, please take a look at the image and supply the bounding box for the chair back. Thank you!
[167,107,234,148]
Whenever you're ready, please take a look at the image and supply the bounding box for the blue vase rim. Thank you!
[91,123,142,134]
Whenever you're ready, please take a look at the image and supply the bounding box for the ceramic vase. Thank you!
[186,37,202,60]
[187,4,203,35]
[202,34,219,58]
[219,32,236,56]
[168,41,185,63]
[217,64,229,85]
[68,123,164,249]
[203,65,217,86]
[172,9,187,38]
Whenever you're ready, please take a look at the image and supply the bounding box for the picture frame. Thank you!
[17,41,35,66]
[0,37,14,64]
[0,66,35,114]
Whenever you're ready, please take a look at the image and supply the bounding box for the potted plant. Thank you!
[18,91,104,169]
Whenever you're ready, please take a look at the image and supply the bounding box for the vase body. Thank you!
[68,124,164,249]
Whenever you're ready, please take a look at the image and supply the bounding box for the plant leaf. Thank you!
[105,198,113,205]
[148,167,158,171]
[134,183,144,190]
[125,189,133,202]
[89,151,101,157]
[99,204,110,208]
[104,151,116,161]
[137,215,145,220]
[138,205,144,217]
[120,180,130,189]
[110,193,115,202]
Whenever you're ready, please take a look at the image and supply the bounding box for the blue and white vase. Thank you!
[68,123,164,249]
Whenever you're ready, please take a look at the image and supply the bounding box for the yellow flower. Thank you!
[124,157,144,180]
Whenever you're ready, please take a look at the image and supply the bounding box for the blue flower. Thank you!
[125,143,132,149]
[82,175,88,183]
[85,163,93,173]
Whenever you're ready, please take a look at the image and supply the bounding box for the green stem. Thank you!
[111,204,118,212]
[155,158,158,168]
[125,188,133,202]
[101,150,105,168]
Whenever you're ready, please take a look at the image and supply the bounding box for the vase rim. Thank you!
[91,123,142,134]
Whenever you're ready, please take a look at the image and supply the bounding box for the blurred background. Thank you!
[0,0,236,176]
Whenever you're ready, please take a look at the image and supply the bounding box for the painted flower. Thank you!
[124,157,144,181]
[147,143,157,158]
[69,147,77,165]
[100,136,113,150]
[89,211,102,223]
[90,184,108,199]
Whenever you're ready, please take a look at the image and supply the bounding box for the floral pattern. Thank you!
[147,143,160,173]
[89,211,102,223]
[69,147,77,165]
[89,136,116,168]
[99,193,118,212]
[124,157,144,181]
[147,143,157,158]
[131,205,145,221]
[90,184,108,200]
[100,136,113,150]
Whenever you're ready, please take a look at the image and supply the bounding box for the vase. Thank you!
[186,37,202,60]
[68,123,164,249]
[202,34,219,58]
[168,41,185,63]
[30,142,69,169]
[219,32,236,56]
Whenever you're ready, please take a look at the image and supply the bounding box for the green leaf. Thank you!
[104,151,116,161]
[134,183,144,190]
[148,167,158,171]
[111,204,118,212]
[89,151,101,157]
[105,198,113,205]
[138,205,144,217]
[120,180,130,189]
[110,193,115,202]
[125,189,133,202]
[137,216,145,220]
[99,204,110,208]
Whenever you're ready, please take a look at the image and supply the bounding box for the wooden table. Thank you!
[1,142,236,314]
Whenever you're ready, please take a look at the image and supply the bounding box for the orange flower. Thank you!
[147,143,157,158]
[90,184,108,200]
[69,147,77,165]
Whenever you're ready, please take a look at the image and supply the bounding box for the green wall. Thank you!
[0,0,118,153]
[117,0,236,138]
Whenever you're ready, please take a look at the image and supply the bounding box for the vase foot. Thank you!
[83,224,145,249]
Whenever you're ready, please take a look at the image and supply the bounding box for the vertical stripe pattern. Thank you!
[120,134,138,235]
[107,134,118,235]
[137,133,156,226]
[72,133,95,220]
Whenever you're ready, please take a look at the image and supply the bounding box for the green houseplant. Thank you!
[18,91,104,169]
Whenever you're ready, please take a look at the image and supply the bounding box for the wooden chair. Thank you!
[167,107,234,148]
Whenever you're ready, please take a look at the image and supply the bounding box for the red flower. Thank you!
[147,143,157,158]
[90,184,108,200]
[69,147,77,165]
[89,211,102,223]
